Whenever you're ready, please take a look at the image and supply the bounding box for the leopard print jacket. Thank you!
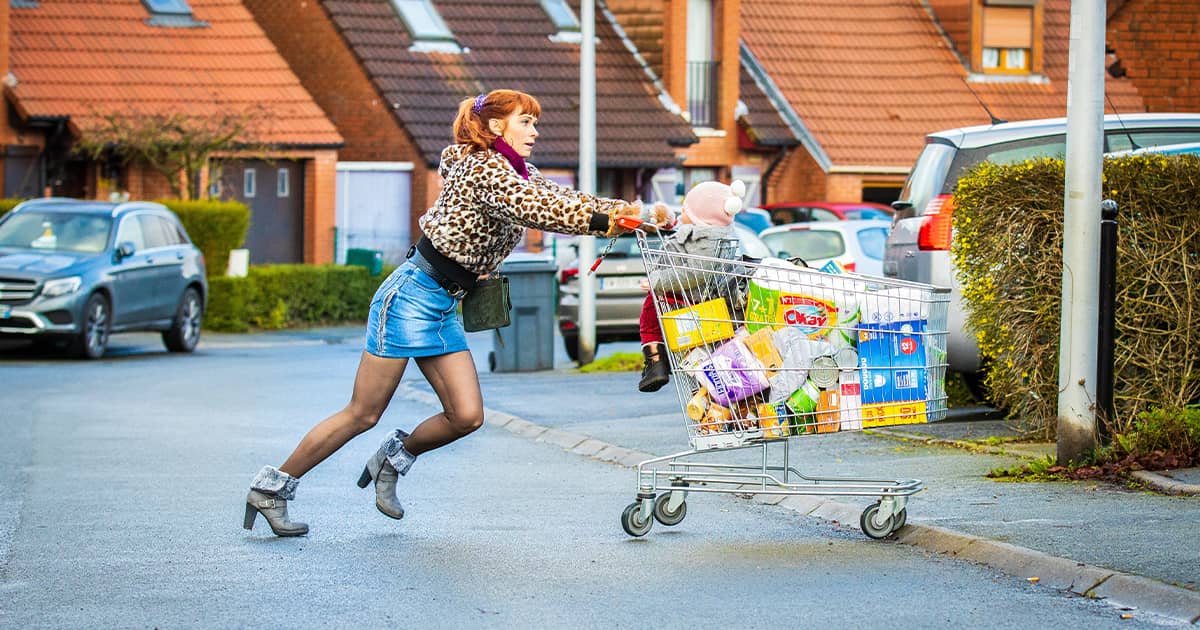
[418,143,634,275]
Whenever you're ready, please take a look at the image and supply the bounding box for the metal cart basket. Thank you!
[619,226,951,539]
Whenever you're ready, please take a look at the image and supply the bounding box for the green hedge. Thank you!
[1,198,26,217]
[952,154,1200,439]
[159,199,250,278]
[206,264,390,332]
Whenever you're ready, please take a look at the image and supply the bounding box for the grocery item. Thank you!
[815,390,840,433]
[862,400,928,428]
[694,337,771,406]
[743,328,784,375]
[858,320,928,404]
[686,387,709,421]
[785,380,821,434]
[700,402,732,434]
[838,369,863,431]
[756,402,791,439]
[766,327,834,402]
[660,298,736,352]
[808,355,839,389]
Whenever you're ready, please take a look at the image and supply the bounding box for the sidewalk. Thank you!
[444,333,1200,624]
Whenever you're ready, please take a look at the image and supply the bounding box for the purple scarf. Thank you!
[493,138,529,180]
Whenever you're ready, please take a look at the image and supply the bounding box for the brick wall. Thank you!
[1108,0,1200,112]
[606,0,667,78]
[769,148,826,203]
[305,150,338,264]
[243,0,431,247]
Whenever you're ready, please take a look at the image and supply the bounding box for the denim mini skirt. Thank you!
[364,262,468,358]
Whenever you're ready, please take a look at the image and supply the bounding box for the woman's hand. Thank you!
[605,203,643,237]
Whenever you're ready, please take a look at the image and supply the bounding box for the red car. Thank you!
[760,201,894,225]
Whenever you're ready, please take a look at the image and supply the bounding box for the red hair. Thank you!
[452,89,542,152]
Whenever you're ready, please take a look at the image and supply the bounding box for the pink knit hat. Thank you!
[681,180,745,226]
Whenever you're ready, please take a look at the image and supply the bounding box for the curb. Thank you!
[875,428,1200,497]
[396,384,1200,625]
[1130,470,1200,496]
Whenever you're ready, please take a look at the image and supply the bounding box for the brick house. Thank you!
[609,0,1151,207]
[243,0,697,263]
[1106,0,1200,113]
[1,0,344,264]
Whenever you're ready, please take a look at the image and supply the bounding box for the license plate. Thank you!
[600,276,643,291]
[0,305,10,318]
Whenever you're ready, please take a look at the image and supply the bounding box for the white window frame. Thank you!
[244,168,256,198]
[391,0,459,51]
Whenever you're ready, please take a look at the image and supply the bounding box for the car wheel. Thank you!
[163,287,202,353]
[72,293,110,360]
[562,330,580,362]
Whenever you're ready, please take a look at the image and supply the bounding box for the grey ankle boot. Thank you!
[357,428,416,519]
[244,466,309,537]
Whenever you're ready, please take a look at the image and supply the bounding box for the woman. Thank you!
[242,89,669,536]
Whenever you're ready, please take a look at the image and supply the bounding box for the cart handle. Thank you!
[588,216,672,274]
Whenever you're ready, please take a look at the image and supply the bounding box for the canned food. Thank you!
[809,355,839,389]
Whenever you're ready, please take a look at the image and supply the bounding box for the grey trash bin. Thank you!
[490,253,558,372]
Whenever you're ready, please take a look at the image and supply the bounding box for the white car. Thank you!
[758,220,892,277]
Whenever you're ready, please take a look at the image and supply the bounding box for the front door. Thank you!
[110,214,160,325]
[220,160,305,264]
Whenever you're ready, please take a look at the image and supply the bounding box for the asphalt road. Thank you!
[0,332,1182,628]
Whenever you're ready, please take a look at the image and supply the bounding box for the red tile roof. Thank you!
[740,0,1144,169]
[322,0,696,168]
[8,0,342,147]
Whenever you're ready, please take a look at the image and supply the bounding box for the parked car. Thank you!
[883,113,1200,386]
[760,201,894,225]
[0,198,208,359]
[759,220,892,277]
[733,206,774,234]
[557,222,770,361]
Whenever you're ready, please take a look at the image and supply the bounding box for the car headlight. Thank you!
[41,276,82,298]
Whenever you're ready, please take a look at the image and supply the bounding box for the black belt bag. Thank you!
[407,237,511,332]
[461,275,511,332]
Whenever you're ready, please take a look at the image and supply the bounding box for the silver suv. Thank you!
[0,198,207,358]
[884,113,1200,385]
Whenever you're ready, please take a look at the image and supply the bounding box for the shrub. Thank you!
[1,198,27,218]
[205,264,388,332]
[159,199,250,278]
[952,154,1200,440]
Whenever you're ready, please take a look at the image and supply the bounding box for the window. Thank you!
[115,216,147,252]
[540,0,580,32]
[244,168,257,198]
[686,0,718,127]
[391,0,455,41]
[141,0,207,27]
[277,168,290,198]
[980,4,1033,75]
[142,0,192,15]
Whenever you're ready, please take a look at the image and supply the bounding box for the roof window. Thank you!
[141,0,208,27]
[391,0,462,53]
[541,0,580,32]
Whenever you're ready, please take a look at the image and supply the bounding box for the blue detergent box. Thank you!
[857,320,928,404]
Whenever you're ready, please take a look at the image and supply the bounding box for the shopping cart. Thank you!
[614,219,951,539]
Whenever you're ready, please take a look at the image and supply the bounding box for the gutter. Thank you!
[739,41,832,172]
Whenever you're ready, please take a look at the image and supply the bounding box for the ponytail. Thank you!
[452,89,542,152]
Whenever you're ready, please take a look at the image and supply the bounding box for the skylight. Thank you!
[142,0,193,15]
[541,0,580,32]
[391,0,456,41]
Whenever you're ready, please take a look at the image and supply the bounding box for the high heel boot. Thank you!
[243,466,308,536]
[357,428,417,519]
[638,342,671,392]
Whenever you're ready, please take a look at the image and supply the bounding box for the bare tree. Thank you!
[75,108,268,200]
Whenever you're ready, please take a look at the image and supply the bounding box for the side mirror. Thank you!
[116,241,136,260]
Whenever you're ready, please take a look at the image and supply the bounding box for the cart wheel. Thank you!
[893,508,907,532]
[652,493,687,526]
[621,502,653,537]
[860,503,895,540]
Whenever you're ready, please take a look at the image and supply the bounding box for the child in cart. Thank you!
[638,180,745,392]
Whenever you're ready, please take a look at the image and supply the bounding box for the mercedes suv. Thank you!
[0,198,207,358]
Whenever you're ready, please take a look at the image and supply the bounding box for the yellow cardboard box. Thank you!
[862,400,928,428]
[661,298,735,352]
